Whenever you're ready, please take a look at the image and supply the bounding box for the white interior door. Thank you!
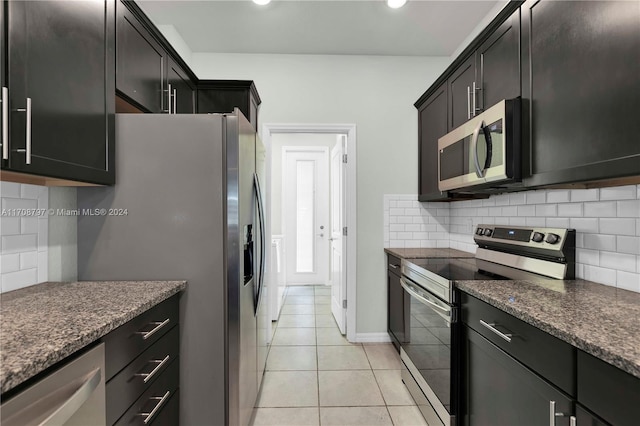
[330,136,347,334]
[283,147,329,285]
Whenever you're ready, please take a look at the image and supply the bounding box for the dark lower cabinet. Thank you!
[116,0,167,113]
[522,0,640,186]
[102,295,180,425]
[576,405,608,426]
[577,350,640,426]
[463,326,573,426]
[387,255,405,351]
[5,0,115,184]
[167,57,195,114]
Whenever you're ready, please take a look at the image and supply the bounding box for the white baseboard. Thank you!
[353,332,392,343]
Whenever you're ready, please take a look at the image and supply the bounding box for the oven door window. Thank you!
[403,280,452,412]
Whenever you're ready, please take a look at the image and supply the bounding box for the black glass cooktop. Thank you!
[406,257,539,282]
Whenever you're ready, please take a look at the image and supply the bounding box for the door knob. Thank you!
[320,226,324,230]
[317,233,324,237]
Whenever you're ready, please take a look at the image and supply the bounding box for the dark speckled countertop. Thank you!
[0,280,186,394]
[456,279,640,379]
[385,247,475,259]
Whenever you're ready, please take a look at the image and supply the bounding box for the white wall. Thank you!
[192,53,450,334]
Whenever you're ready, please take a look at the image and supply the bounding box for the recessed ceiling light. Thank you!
[387,0,407,8]
[253,0,271,5]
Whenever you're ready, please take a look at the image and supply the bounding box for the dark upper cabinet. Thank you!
[575,405,608,426]
[447,8,520,131]
[4,0,115,185]
[417,83,450,201]
[198,81,261,130]
[521,0,640,187]
[477,9,521,111]
[167,57,195,114]
[447,56,476,131]
[116,0,167,113]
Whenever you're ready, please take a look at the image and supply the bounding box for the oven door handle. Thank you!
[400,277,451,320]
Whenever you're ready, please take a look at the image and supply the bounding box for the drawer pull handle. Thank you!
[480,319,512,342]
[137,318,170,340]
[136,355,170,383]
[389,264,399,269]
[139,391,171,424]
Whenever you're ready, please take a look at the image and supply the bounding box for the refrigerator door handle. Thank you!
[253,173,266,309]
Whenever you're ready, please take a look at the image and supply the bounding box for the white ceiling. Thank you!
[137,0,500,57]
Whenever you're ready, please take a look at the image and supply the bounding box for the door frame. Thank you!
[281,145,330,285]
[262,123,357,343]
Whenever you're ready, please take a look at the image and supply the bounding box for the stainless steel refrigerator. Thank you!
[77,111,269,426]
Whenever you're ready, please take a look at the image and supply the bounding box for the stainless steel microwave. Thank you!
[438,99,521,192]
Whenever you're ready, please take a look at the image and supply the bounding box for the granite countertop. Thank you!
[456,279,640,379]
[0,280,186,394]
[385,247,475,259]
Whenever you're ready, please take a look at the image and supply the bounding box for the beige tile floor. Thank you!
[252,285,430,426]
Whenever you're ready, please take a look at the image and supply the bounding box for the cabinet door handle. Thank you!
[472,81,479,116]
[1,87,8,160]
[167,83,172,114]
[136,318,170,340]
[135,354,170,383]
[570,416,577,426]
[139,391,170,424]
[549,400,571,426]
[479,319,512,342]
[467,86,472,120]
[173,88,177,114]
[16,98,32,164]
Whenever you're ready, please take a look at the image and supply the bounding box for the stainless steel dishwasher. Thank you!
[1,343,106,426]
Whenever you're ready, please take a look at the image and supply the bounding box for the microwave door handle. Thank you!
[481,125,493,175]
[471,120,484,178]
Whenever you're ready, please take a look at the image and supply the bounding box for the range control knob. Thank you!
[531,232,545,243]
[545,233,561,244]
[476,228,484,235]
[483,228,493,237]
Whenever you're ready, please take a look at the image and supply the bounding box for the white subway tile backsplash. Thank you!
[1,268,38,293]
[1,235,37,254]
[617,200,640,218]
[571,188,599,202]
[19,251,38,270]
[584,201,617,218]
[583,234,616,252]
[536,204,557,217]
[1,217,20,236]
[1,182,48,292]
[582,265,617,286]
[558,203,583,217]
[600,251,636,273]
[617,271,640,292]
[600,218,636,236]
[384,184,640,292]
[547,190,570,203]
[1,253,20,273]
[617,236,640,255]
[600,185,637,200]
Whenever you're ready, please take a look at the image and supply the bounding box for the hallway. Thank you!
[252,285,429,426]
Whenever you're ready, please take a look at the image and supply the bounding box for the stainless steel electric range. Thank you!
[399,225,576,426]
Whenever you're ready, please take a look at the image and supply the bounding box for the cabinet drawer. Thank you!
[577,350,640,426]
[114,358,179,426]
[461,293,575,395]
[102,296,179,381]
[387,255,401,276]
[107,326,179,425]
